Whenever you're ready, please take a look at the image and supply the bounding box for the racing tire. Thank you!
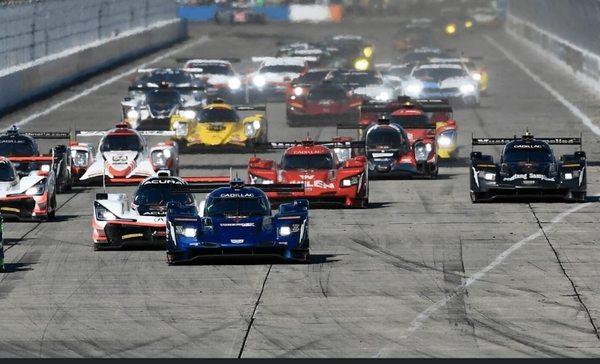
[93,243,107,251]
[470,192,487,203]
[569,192,587,203]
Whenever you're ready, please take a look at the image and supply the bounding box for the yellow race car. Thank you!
[170,99,268,150]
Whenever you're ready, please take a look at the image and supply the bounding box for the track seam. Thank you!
[528,203,600,340]
[237,264,272,358]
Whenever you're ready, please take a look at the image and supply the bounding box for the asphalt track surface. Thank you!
[2,18,600,358]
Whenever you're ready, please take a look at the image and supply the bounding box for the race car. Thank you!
[276,43,336,68]
[179,58,245,103]
[0,126,73,193]
[165,179,310,264]
[327,69,396,103]
[248,139,369,208]
[360,98,458,159]
[394,18,434,51]
[286,69,335,100]
[340,117,438,179]
[169,99,267,150]
[467,0,503,27]
[403,63,480,107]
[286,80,362,126]
[438,6,476,37]
[377,63,413,94]
[0,156,57,221]
[127,68,206,105]
[92,172,230,250]
[470,133,587,202]
[323,35,375,71]
[248,57,311,102]
[214,2,267,25]
[74,123,179,185]
[428,56,489,94]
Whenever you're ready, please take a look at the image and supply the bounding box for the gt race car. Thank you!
[401,47,452,67]
[340,117,439,179]
[92,172,230,250]
[470,133,587,202]
[327,69,396,103]
[0,126,73,193]
[170,100,267,151]
[179,58,245,103]
[286,80,362,126]
[215,2,267,25]
[428,56,489,94]
[166,179,309,264]
[404,64,480,107]
[248,139,369,208]
[286,69,335,100]
[74,123,179,185]
[323,35,375,71]
[360,98,458,159]
[0,156,58,221]
[248,57,311,102]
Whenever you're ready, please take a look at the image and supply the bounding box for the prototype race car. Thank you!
[360,98,458,159]
[328,69,396,103]
[403,64,480,107]
[180,58,245,103]
[170,99,267,150]
[0,126,73,193]
[394,18,434,51]
[92,172,230,250]
[248,139,369,208]
[165,179,310,264]
[248,57,311,102]
[214,2,267,25]
[323,35,375,71]
[470,133,587,202]
[286,80,362,126]
[74,123,179,185]
[0,156,57,221]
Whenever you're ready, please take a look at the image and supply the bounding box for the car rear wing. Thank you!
[76,130,176,137]
[361,99,453,114]
[8,131,71,140]
[175,57,242,64]
[103,176,230,187]
[251,56,318,63]
[235,105,267,112]
[260,140,365,150]
[128,85,205,92]
[472,137,582,146]
[172,183,305,194]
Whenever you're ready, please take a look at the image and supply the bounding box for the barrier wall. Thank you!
[0,20,188,113]
[178,4,342,23]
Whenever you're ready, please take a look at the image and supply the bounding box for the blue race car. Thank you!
[165,179,309,264]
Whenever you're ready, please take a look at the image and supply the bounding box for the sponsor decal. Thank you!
[289,180,335,189]
[122,233,144,240]
[154,217,165,222]
[503,173,555,182]
[230,239,244,244]
[220,223,255,227]
[219,193,255,198]
[142,179,183,185]
[511,144,545,149]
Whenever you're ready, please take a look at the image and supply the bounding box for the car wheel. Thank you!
[470,192,486,203]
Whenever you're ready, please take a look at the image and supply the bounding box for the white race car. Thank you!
[180,58,245,103]
[248,57,312,102]
[74,123,179,185]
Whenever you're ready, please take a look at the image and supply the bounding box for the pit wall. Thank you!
[177,4,344,23]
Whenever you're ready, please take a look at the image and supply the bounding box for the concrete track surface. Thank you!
[1,19,600,358]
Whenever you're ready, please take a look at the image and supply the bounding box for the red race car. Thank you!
[247,139,369,208]
[360,98,458,159]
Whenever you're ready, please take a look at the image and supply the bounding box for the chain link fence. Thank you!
[0,0,178,71]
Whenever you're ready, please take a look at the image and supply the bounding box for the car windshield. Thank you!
[282,154,334,170]
[0,137,37,156]
[200,108,239,122]
[504,146,554,163]
[294,71,330,85]
[0,161,15,182]
[260,65,304,73]
[307,85,348,101]
[134,184,194,206]
[330,72,381,86]
[390,114,433,127]
[188,64,233,75]
[413,68,468,82]
[142,72,192,85]
[100,135,143,152]
[367,128,403,149]
[386,67,412,78]
[146,90,181,107]
[404,52,444,63]
[205,197,269,217]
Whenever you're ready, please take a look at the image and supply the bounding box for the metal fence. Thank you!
[0,0,178,71]
[509,0,600,55]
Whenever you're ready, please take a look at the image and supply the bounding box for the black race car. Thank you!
[470,133,587,202]
[323,35,374,71]
[0,126,72,193]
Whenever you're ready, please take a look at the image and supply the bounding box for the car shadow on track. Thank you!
[1,262,34,274]
[175,254,340,266]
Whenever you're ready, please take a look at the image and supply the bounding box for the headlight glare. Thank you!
[405,82,423,96]
[228,77,242,90]
[461,84,476,94]
[293,87,304,96]
[279,226,291,237]
[253,75,266,88]
[354,58,370,71]
[126,109,139,121]
[72,150,89,167]
[178,110,197,120]
[175,226,197,238]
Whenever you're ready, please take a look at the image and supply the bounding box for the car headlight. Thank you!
[228,77,242,90]
[405,82,423,97]
[126,109,139,121]
[465,20,474,29]
[95,203,116,221]
[460,84,476,94]
[252,120,261,130]
[341,175,361,187]
[471,72,482,82]
[253,75,266,88]
[175,226,197,238]
[375,91,391,102]
[482,172,496,181]
[173,121,189,137]
[363,46,374,58]
[294,86,304,97]
[151,150,169,168]
[140,109,150,120]
[414,142,431,162]
[245,123,257,137]
[437,130,456,148]
[70,150,89,167]
[178,110,197,120]
[279,226,291,237]
[354,58,370,71]
[445,23,457,35]
[25,180,46,196]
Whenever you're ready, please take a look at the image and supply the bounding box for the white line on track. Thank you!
[375,202,591,357]
[7,36,211,131]
[484,35,600,137]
